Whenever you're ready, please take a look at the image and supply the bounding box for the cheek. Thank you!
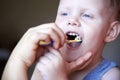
[83,27,105,48]
[85,32,106,57]
[55,15,63,25]
[55,19,66,31]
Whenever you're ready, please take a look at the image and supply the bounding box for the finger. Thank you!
[78,55,93,70]
[48,47,62,59]
[26,29,51,45]
[44,52,55,61]
[46,47,64,65]
[36,62,49,80]
[36,62,45,73]
[52,23,66,46]
[44,48,59,61]
[67,52,92,73]
[36,23,65,47]
[38,28,61,49]
[39,55,50,65]
[31,68,42,80]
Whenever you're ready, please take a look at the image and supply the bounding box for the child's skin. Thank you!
[2,0,120,80]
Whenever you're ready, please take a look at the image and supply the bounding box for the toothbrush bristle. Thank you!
[67,40,82,43]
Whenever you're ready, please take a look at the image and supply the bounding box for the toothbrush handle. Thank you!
[39,40,53,46]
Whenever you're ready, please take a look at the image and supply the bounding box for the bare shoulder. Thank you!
[102,67,120,80]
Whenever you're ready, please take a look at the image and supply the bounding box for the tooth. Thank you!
[71,33,73,35]
[73,33,75,36]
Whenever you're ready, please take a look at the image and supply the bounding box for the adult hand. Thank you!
[66,52,92,74]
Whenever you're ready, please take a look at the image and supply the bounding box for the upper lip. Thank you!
[66,31,80,35]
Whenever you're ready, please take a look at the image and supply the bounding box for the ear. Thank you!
[104,21,120,42]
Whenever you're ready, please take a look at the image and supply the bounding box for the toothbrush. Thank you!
[39,39,82,46]
[66,39,82,43]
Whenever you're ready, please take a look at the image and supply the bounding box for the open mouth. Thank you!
[66,32,82,49]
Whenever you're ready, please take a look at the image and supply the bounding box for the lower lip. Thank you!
[67,42,81,50]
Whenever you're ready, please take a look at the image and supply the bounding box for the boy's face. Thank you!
[55,0,112,62]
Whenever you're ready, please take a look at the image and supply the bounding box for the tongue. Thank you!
[68,42,81,48]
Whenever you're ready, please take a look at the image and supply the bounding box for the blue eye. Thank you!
[61,13,68,16]
[83,14,91,18]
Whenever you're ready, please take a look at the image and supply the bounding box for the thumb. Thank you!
[67,52,92,74]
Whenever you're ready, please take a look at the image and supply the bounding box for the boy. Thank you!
[2,0,120,80]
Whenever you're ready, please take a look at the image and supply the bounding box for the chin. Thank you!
[60,45,83,62]
[61,51,81,62]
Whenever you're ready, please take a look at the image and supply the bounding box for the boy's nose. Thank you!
[67,18,80,27]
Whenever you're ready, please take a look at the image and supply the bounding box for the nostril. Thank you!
[68,22,76,25]
[68,22,71,25]
[73,23,77,26]
[67,19,80,27]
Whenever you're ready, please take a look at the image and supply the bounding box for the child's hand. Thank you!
[2,23,65,80]
[11,23,65,67]
[66,52,92,74]
[31,50,92,80]
[35,47,68,80]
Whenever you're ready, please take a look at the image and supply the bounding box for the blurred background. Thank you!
[0,0,120,79]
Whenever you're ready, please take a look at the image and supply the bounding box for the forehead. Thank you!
[59,0,110,11]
